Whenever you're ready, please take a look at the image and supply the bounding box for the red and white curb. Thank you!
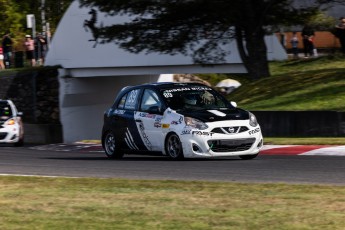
[261,145,345,156]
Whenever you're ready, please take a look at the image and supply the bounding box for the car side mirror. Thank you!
[147,106,161,114]
[230,101,237,108]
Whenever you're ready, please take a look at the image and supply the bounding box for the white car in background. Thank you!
[0,99,24,146]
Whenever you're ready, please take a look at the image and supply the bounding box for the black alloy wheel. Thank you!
[165,133,184,160]
[103,131,124,159]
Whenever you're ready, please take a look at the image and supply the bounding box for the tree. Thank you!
[14,0,73,34]
[0,0,23,49]
[0,0,73,51]
[78,0,339,80]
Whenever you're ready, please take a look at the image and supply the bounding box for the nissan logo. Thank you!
[228,127,235,133]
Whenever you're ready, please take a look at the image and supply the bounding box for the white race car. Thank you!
[102,83,263,160]
[0,99,24,146]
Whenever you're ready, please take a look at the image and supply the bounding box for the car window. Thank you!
[162,86,228,110]
[140,89,162,112]
[124,89,140,110]
[0,102,13,117]
[117,94,127,109]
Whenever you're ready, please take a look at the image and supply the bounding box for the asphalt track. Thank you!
[0,143,344,185]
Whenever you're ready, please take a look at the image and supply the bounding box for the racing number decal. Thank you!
[125,89,139,110]
[163,92,173,98]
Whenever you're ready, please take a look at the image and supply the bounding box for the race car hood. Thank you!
[179,108,250,122]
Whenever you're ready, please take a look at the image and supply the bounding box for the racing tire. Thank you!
[14,136,24,147]
[103,131,124,159]
[239,153,259,160]
[165,133,184,160]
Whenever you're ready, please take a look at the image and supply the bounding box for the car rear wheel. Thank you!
[165,133,184,160]
[103,131,123,159]
[239,153,259,160]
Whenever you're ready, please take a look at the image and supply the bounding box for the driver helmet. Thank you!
[184,94,198,105]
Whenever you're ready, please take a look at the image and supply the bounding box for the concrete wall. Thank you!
[59,74,160,143]
[0,68,63,144]
[0,69,60,124]
[24,124,62,144]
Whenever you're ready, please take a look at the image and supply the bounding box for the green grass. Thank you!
[264,137,345,145]
[219,55,345,111]
[1,176,345,230]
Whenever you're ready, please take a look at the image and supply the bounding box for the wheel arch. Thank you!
[101,128,112,148]
[162,131,178,155]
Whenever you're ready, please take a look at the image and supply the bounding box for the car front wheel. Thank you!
[165,133,184,160]
[14,138,24,147]
[103,131,123,159]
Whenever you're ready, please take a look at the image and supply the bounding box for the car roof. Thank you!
[114,82,212,104]
[124,82,211,91]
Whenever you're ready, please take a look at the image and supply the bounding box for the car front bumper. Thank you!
[178,120,263,158]
[0,125,21,143]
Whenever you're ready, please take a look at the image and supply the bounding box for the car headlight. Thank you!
[185,117,208,130]
[249,112,258,127]
[5,118,16,125]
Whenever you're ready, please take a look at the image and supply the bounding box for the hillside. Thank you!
[214,55,345,112]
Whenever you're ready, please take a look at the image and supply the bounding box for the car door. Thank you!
[134,88,165,151]
[109,88,147,151]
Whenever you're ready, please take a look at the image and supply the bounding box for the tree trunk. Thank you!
[235,27,270,80]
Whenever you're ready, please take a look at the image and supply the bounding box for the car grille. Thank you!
[208,138,256,152]
[0,132,8,140]
[211,126,249,135]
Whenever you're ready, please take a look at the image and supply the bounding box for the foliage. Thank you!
[0,0,73,51]
[13,0,73,34]
[77,0,341,80]
[307,11,337,31]
[0,0,23,49]
[265,137,345,145]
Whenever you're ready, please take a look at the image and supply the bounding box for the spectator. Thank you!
[34,33,47,66]
[301,25,315,58]
[2,32,13,68]
[290,32,299,58]
[334,17,345,54]
[24,35,36,67]
[0,47,4,69]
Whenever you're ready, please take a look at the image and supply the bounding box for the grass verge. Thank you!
[264,137,345,145]
[206,55,345,112]
[0,176,345,230]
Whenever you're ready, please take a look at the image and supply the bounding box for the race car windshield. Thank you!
[162,87,229,111]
